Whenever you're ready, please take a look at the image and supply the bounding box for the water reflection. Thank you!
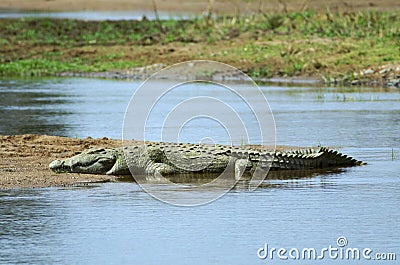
[105,167,348,198]
[130,168,345,186]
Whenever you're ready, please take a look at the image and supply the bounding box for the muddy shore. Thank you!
[0,134,124,189]
[56,63,400,88]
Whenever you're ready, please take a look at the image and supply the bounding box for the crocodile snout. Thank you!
[49,159,65,172]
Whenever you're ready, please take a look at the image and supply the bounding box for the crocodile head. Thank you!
[49,148,118,175]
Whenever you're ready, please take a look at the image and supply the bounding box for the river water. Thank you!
[0,78,399,264]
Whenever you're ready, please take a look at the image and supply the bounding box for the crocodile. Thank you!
[49,142,363,180]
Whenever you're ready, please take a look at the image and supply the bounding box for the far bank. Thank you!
[0,11,399,87]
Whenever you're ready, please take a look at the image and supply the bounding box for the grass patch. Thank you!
[0,10,399,79]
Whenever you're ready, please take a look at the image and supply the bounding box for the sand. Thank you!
[0,134,125,189]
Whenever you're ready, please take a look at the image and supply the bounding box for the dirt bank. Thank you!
[0,134,123,189]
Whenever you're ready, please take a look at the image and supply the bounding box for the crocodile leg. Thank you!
[146,162,176,175]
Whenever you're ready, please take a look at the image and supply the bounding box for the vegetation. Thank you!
[0,10,399,81]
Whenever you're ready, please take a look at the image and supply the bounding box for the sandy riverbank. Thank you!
[0,134,124,189]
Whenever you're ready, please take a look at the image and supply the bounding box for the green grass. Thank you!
[0,58,142,76]
[1,11,399,46]
[0,59,91,76]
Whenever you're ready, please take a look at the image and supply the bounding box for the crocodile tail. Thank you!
[316,147,364,167]
[269,147,364,170]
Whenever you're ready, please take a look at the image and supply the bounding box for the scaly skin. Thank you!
[49,142,363,179]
